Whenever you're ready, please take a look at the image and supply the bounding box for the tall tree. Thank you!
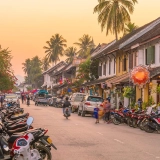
[22,56,42,88]
[42,56,50,71]
[74,34,95,58]
[94,0,138,40]
[0,46,16,91]
[43,34,67,65]
[123,22,138,36]
[65,47,77,64]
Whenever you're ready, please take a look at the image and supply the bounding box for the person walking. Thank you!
[94,104,99,124]
[21,93,24,104]
[105,99,111,124]
[0,94,3,107]
[102,99,107,123]
[24,94,26,104]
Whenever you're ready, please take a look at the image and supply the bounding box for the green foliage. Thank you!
[142,96,155,110]
[43,34,67,65]
[93,0,138,40]
[22,56,42,88]
[65,47,77,63]
[123,87,135,98]
[123,22,138,36]
[74,34,95,58]
[42,57,50,71]
[156,86,160,94]
[0,46,16,91]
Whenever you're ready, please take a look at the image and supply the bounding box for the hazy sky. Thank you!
[0,0,159,76]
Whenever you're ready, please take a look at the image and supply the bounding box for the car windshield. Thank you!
[5,94,17,99]
[87,96,103,102]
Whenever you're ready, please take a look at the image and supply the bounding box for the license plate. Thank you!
[47,137,52,144]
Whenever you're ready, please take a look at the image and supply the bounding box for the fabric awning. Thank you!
[106,73,129,87]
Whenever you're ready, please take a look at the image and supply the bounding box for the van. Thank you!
[70,93,86,113]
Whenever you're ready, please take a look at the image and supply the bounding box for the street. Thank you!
[22,102,160,160]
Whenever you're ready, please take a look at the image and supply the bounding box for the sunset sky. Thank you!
[0,0,159,77]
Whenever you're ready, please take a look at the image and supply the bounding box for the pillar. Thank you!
[143,84,149,102]
[136,86,141,101]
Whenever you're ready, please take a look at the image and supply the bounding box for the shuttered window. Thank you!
[98,66,102,76]
[129,53,133,69]
[123,55,127,71]
[103,63,106,75]
[146,46,155,65]
[119,57,121,73]
[109,61,111,75]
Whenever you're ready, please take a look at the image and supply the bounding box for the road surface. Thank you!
[22,102,160,160]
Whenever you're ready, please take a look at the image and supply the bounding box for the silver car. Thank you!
[4,94,20,107]
[78,95,103,117]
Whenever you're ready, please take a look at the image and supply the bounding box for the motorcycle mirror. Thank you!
[27,117,34,126]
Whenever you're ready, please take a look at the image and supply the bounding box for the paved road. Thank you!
[22,102,160,160]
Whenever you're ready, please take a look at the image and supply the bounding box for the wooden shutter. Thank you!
[146,46,155,65]
[98,66,102,76]
[122,58,124,71]
[103,63,106,75]
[129,53,133,69]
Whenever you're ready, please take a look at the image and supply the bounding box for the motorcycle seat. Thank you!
[7,125,28,135]
[7,123,26,130]
[10,113,29,120]
[8,134,22,143]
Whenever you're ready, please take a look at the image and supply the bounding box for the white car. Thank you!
[70,93,86,113]
[4,94,20,107]
[78,95,103,117]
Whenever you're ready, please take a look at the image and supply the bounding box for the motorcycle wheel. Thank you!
[132,119,138,128]
[112,118,121,125]
[36,145,52,160]
[127,118,133,127]
[144,124,154,133]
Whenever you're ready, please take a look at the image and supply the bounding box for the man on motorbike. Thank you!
[62,97,71,116]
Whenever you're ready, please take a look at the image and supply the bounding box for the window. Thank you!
[103,63,106,75]
[114,59,115,74]
[87,96,103,102]
[109,60,111,75]
[146,46,155,65]
[119,57,121,73]
[123,55,127,71]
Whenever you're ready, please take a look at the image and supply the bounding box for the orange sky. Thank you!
[0,0,159,76]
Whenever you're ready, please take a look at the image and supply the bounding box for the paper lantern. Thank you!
[130,65,150,88]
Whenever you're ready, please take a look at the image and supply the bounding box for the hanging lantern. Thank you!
[130,65,150,88]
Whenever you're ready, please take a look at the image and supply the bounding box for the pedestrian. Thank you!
[102,99,107,123]
[27,95,30,106]
[24,94,26,104]
[94,104,99,124]
[105,99,111,124]
[21,93,24,104]
[0,94,2,107]
[137,98,142,110]
[119,101,123,109]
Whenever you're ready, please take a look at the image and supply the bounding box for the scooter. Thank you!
[64,107,70,119]
[11,117,42,160]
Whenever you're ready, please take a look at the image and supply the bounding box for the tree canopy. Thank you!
[22,56,42,88]
[94,0,138,40]
[43,34,67,65]
[0,46,16,91]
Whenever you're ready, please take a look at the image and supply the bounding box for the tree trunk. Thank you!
[114,12,118,40]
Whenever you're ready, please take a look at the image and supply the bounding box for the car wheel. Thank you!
[81,110,86,117]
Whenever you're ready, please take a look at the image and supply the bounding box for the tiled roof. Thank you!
[93,17,160,59]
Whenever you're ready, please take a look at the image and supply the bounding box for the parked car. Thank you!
[4,94,20,107]
[70,93,86,113]
[48,97,57,106]
[78,95,103,117]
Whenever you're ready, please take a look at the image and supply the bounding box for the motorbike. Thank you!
[64,107,70,119]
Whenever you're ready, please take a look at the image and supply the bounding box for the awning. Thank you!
[41,82,47,87]
[84,76,115,86]
[106,73,129,87]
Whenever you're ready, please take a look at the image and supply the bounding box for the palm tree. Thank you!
[43,34,67,66]
[65,47,77,63]
[74,34,95,58]
[94,0,138,40]
[123,22,138,36]
[22,59,31,75]
[42,57,50,71]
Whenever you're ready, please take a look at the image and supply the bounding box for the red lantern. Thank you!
[130,65,150,88]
